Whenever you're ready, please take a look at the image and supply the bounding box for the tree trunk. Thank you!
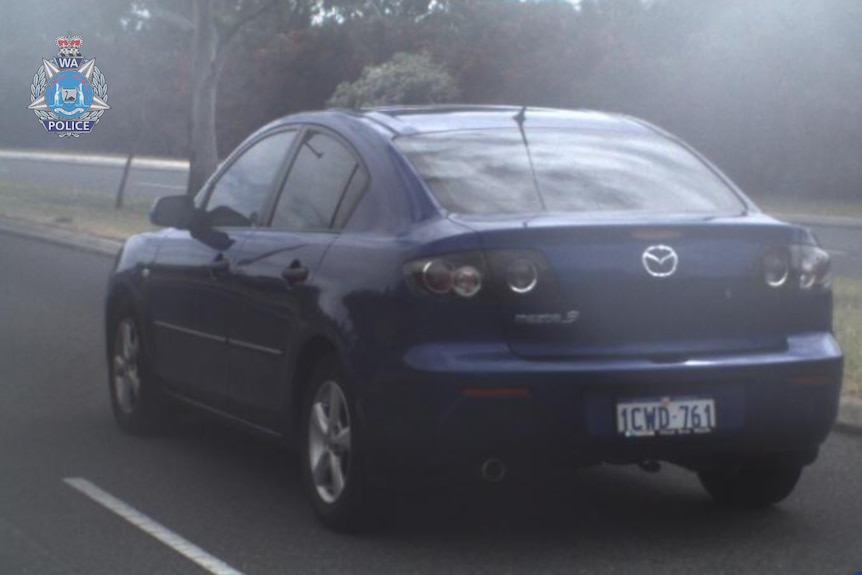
[188,0,219,196]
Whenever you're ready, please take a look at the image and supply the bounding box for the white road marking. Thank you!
[64,478,246,575]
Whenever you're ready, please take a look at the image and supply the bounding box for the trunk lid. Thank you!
[454,213,810,360]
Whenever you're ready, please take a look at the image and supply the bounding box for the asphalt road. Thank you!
[1,232,862,575]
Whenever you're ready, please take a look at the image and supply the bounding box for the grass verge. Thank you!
[834,278,862,398]
[0,180,153,240]
[753,196,862,220]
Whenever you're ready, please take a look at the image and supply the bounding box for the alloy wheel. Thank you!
[112,318,141,415]
[308,380,353,504]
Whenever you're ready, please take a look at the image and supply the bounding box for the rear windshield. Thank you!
[394,129,745,216]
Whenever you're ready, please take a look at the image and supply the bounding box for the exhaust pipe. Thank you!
[481,458,507,483]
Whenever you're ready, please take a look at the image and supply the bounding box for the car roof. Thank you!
[349,105,655,137]
[264,105,655,139]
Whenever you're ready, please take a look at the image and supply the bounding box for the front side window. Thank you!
[272,131,364,230]
[205,130,297,227]
[395,129,745,216]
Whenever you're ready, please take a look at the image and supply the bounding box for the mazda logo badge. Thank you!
[642,245,678,278]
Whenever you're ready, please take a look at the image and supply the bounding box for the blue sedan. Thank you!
[105,105,843,531]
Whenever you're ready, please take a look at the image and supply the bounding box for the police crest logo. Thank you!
[27,33,111,138]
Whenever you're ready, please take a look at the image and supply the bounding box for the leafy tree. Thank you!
[327,52,458,108]
[320,0,444,21]
[429,0,589,107]
[187,0,310,195]
[4,0,861,202]
[136,0,315,194]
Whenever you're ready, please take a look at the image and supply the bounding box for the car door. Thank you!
[147,129,298,404]
[227,128,369,427]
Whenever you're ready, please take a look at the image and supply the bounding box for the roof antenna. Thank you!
[514,105,526,127]
[512,106,547,211]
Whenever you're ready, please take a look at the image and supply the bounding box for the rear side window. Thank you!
[395,129,744,216]
[205,130,296,227]
[271,131,365,230]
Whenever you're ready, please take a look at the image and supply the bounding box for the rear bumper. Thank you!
[358,333,843,484]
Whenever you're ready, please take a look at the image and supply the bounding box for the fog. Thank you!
[1,0,860,200]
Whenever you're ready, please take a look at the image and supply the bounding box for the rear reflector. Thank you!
[788,375,833,386]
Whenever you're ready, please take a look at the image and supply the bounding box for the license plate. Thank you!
[616,397,716,437]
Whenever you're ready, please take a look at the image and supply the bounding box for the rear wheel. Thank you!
[107,308,167,435]
[301,357,373,532]
[698,461,803,508]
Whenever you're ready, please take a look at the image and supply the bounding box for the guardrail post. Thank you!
[115,153,134,209]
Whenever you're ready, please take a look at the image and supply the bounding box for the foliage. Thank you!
[2,0,862,202]
[327,52,458,108]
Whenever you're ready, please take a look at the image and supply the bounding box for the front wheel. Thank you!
[301,358,373,532]
[698,462,803,508]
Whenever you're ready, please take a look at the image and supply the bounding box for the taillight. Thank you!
[505,258,539,294]
[452,265,482,297]
[485,250,554,299]
[761,245,830,291]
[794,245,831,290]
[421,260,454,294]
[405,250,552,299]
[762,248,790,288]
[406,252,488,298]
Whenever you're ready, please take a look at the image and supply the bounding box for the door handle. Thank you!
[281,262,309,284]
[208,257,231,279]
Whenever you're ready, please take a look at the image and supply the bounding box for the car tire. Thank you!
[107,306,168,435]
[698,461,803,508]
[300,356,373,533]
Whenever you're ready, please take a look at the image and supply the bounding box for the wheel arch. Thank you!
[287,335,343,444]
[104,278,149,360]
[105,282,136,344]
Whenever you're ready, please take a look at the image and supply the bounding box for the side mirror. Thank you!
[150,195,194,229]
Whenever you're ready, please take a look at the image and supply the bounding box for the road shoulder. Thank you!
[837,397,862,434]
[0,215,120,257]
